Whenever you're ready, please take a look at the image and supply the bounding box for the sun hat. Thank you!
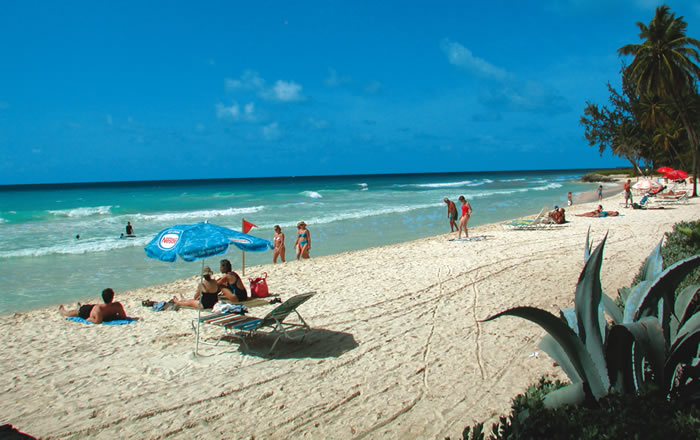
[201,266,213,275]
[297,221,306,227]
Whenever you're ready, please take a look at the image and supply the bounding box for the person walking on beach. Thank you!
[443,198,458,232]
[295,221,311,260]
[457,195,472,239]
[567,192,573,206]
[597,185,603,201]
[624,179,633,207]
[273,225,286,263]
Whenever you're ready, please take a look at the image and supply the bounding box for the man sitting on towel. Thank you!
[59,288,135,324]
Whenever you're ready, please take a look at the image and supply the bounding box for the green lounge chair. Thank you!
[193,292,315,355]
[502,206,549,230]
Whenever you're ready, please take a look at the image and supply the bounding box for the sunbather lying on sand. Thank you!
[171,266,220,309]
[576,205,619,218]
[59,288,137,323]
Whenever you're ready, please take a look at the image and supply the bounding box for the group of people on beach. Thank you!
[272,221,311,263]
[443,196,473,238]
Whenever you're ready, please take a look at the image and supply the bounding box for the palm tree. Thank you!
[618,5,700,196]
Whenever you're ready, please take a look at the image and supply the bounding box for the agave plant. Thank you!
[483,231,700,408]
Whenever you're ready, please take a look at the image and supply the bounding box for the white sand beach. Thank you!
[2,189,698,439]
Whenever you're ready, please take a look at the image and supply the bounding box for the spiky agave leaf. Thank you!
[482,306,606,400]
[542,382,586,409]
[635,255,700,342]
[584,226,592,263]
[623,281,653,323]
[539,334,582,383]
[665,313,700,393]
[674,285,700,329]
[638,238,664,282]
[601,293,623,324]
[606,317,666,393]
[574,233,610,394]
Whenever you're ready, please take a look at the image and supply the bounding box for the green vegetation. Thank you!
[458,225,700,439]
[580,5,700,197]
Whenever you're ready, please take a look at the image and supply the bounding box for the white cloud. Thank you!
[244,102,255,116]
[440,39,508,80]
[271,80,303,101]
[216,102,240,120]
[225,70,266,92]
[226,70,304,102]
[262,122,281,140]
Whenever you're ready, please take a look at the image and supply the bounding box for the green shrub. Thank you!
[460,380,700,440]
[631,220,700,293]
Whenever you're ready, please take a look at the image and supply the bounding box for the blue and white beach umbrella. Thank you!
[145,221,273,262]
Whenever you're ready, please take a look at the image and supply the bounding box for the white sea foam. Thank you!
[0,218,7,224]
[48,205,113,217]
[301,191,323,199]
[0,236,149,258]
[131,206,264,222]
[499,178,527,182]
[357,183,368,191]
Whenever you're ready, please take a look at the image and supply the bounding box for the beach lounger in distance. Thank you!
[502,206,549,230]
[193,292,316,355]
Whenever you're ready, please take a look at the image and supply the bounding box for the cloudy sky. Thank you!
[1,1,699,184]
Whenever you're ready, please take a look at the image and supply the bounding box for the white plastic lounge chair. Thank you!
[193,292,315,355]
[502,206,550,230]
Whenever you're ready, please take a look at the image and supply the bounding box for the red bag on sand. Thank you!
[249,272,269,298]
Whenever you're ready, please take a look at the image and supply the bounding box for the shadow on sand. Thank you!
[235,328,358,359]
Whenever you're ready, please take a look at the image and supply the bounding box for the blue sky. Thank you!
[1,1,699,184]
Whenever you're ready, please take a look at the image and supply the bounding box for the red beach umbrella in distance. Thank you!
[664,169,688,181]
[657,166,674,173]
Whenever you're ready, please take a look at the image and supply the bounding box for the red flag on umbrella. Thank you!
[242,219,257,234]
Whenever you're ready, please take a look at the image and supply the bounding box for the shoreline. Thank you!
[5,181,696,439]
[5,179,626,317]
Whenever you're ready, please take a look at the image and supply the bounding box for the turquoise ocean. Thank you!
[0,170,609,315]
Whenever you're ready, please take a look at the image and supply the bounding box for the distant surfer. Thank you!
[76,234,80,240]
[125,222,134,236]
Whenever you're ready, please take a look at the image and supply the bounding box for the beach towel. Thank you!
[449,236,488,242]
[65,317,137,325]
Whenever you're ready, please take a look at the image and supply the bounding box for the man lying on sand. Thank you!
[59,288,136,323]
[576,205,619,218]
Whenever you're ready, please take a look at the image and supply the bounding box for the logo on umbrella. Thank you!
[230,237,252,244]
[158,232,181,250]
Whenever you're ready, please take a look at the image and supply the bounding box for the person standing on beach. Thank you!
[624,179,633,207]
[295,221,311,260]
[457,196,472,239]
[597,185,603,201]
[567,192,573,206]
[444,198,458,232]
[273,225,286,263]
[126,222,134,236]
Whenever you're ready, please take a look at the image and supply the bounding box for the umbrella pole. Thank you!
[195,259,205,356]
[242,251,246,277]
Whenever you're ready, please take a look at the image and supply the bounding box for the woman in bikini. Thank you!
[217,259,248,302]
[172,266,220,309]
[295,221,311,260]
[272,225,286,263]
[458,195,473,239]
